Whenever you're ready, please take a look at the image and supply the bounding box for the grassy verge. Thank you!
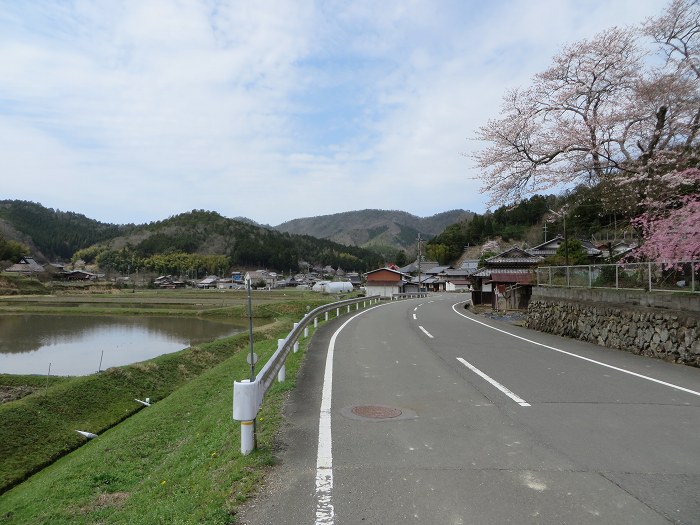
[0,275,49,296]
[0,325,312,524]
[0,319,288,495]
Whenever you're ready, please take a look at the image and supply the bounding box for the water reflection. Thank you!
[0,314,248,376]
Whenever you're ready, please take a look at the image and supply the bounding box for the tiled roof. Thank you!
[489,272,535,285]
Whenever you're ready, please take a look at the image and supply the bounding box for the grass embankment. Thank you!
[0,275,49,296]
[0,296,341,523]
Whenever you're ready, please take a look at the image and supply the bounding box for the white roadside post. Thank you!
[325,311,329,321]
[314,317,318,328]
[233,379,258,455]
[277,339,286,382]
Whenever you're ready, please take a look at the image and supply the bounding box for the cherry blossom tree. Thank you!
[474,27,644,205]
[629,168,700,261]
[473,0,700,261]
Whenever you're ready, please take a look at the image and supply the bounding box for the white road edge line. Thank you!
[316,303,385,525]
[457,357,531,407]
[451,302,700,398]
[419,325,434,338]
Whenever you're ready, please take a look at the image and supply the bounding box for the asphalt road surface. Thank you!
[238,294,700,525]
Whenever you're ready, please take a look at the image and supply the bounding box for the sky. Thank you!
[0,0,668,227]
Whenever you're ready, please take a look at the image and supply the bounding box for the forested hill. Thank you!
[274,209,473,255]
[0,200,133,261]
[0,201,385,272]
[86,210,384,272]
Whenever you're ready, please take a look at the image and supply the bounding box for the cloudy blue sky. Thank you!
[1,0,667,226]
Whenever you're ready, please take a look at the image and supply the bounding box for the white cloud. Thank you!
[0,0,669,225]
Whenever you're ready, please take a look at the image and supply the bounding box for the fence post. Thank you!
[566,266,570,287]
[648,261,653,291]
[616,264,619,289]
[589,265,592,288]
[548,267,552,286]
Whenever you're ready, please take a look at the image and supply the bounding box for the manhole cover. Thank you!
[351,405,402,419]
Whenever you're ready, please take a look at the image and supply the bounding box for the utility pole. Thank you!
[417,233,422,292]
[548,207,569,266]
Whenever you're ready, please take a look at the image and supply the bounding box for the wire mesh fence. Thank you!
[536,261,699,293]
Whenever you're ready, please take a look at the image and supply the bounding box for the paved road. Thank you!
[238,295,700,524]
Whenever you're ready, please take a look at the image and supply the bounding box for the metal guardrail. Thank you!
[536,261,699,293]
[233,295,381,454]
[391,292,429,300]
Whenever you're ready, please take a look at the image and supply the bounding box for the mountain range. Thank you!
[0,200,471,267]
[274,209,473,256]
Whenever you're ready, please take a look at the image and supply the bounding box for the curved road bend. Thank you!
[239,294,700,525]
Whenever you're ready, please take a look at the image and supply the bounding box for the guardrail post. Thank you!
[314,317,318,328]
[347,305,351,313]
[233,379,257,455]
[293,340,299,353]
[355,303,359,310]
[336,307,340,317]
[304,325,309,338]
[241,420,254,455]
[278,363,285,382]
[325,311,329,321]
[276,339,288,378]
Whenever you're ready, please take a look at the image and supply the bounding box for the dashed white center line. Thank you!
[457,357,531,407]
[412,313,417,320]
[419,326,434,338]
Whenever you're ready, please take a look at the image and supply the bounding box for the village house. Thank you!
[245,270,278,289]
[364,267,411,298]
[4,256,45,275]
[528,235,603,263]
[470,247,543,310]
[198,275,219,289]
[153,275,186,288]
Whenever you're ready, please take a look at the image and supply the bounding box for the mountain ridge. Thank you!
[274,208,474,254]
[0,201,473,271]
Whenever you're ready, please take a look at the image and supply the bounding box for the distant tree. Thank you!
[426,243,451,265]
[394,250,407,267]
[478,251,498,268]
[0,235,29,262]
[545,239,590,266]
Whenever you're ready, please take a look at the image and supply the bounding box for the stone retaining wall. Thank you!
[527,288,700,367]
